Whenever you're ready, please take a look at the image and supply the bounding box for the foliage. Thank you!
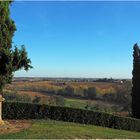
[101,81,132,116]
[114,81,132,114]
[57,86,75,97]
[57,89,65,95]
[85,101,112,112]
[6,80,132,114]
[3,91,31,102]
[84,87,97,99]
[132,44,140,119]
[0,1,32,94]
[103,81,132,114]
[54,96,65,106]
[2,102,140,132]
[65,86,75,96]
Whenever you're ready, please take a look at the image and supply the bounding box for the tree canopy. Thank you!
[0,1,32,93]
[132,43,140,119]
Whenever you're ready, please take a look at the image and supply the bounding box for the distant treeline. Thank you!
[13,77,128,83]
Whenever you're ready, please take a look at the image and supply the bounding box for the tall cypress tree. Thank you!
[0,1,32,95]
[132,43,140,118]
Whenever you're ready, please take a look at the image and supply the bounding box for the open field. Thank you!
[17,91,47,97]
[7,80,116,94]
[64,98,87,108]
[64,98,119,110]
[4,80,130,116]
[0,120,140,139]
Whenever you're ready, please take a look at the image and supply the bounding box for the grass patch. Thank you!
[0,120,140,139]
[64,98,87,109]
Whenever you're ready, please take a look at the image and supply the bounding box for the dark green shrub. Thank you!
[84,87,97,99]
[2,102,140,132]
[132,44,140,119]
[65,86,74,96]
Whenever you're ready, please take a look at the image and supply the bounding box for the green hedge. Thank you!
[2,102,140,132]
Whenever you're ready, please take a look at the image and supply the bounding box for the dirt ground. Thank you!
[0,120,32,134]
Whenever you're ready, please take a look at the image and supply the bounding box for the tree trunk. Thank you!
[0,94,5,125]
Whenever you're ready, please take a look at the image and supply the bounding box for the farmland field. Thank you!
[4,79,131,116]
[7,80,116,94]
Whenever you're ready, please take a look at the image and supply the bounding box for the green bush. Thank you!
[84,87,97,99]
[2,102,140,132]
[57,86,75,97]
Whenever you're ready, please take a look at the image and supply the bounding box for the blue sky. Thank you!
[10,1,140,78]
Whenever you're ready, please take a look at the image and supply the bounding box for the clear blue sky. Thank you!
[10,1,140,78]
